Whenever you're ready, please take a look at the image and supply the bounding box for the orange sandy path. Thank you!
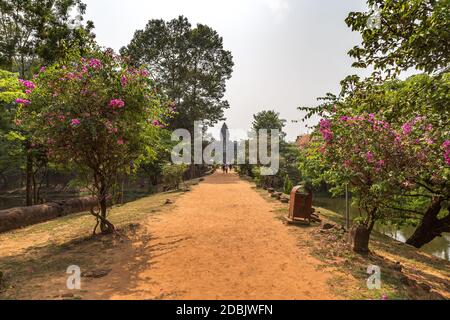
[100,172,336,300]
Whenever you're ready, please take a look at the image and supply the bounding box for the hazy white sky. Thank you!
[83,0,370,141]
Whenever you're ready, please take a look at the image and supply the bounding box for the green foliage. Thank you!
[346,0,450,75]
[15,48,170,231]
[299,2,450,247]
[283,175,293,195]
[0,0,95,78]
[162,163,188,190]
[121,16,234,131]
[252,110,287,140]
[240,110,300,191]
[0,69,25,185]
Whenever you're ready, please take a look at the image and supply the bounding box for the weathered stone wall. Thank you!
[0,197,98,233]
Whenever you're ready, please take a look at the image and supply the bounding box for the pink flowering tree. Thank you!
[16,49,171,234]
[302,111,449,251]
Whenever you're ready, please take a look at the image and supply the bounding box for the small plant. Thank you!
[162,164,188,190]
[283,175,294,195]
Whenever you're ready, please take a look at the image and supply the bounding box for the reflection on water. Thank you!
[314,196,450,261]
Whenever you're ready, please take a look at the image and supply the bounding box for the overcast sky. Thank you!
[83,0,370,141]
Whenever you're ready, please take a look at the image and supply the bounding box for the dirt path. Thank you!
[90,172,336,300]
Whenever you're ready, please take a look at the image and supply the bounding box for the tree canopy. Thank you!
[16,49,171,233]
[346,0,450,75]
[0,0,95,78]
[120,16,234,131]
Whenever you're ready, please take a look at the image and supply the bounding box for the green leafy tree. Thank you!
[120,16,234,131]
[0,0,95,205]
[244,110,299,189]
[17,49,170,234]
[299,74,450,250]
[346,0,449,75]
[252,110,287,138]
[0,0,95,78]
[0,69,24,189]
[300,0,450,250]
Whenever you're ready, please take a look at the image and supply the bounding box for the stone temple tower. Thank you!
[220,123,230,165]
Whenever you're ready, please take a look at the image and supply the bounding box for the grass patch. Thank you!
[0,179,202,300]
[244,176,449,299]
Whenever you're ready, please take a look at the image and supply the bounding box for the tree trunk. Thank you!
[406,196,446,248]
[190,164,196,179]
[349,224,371,254]
[0,196,99,233]
[25,144,33,207]
[349,210,376,254]
[98,181,115,235]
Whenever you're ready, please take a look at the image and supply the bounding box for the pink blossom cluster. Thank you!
[319,119,333,143]
[71,119,81,126]
[19,79,36,90]
[120,76,127,87]
[16,98,31,106]
[443,140,450,166]
[401,123,412,135]
[109,99,125,109]
[140,69,150,77]
[89,58,103,70]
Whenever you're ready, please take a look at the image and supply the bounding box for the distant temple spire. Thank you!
[220,123,230,165]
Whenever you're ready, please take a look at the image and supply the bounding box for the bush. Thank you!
[162,164,188,190]
[283,175,294,195]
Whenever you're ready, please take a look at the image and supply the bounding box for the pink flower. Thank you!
[381,294,389,300]
[366,151,374,163]
[19,79,36,90]
[120,76,127,87]
[442,140,450,150]
[444,151,450,166]
[89,58,103,70]
[402,123,412,135]
[16,98,31,106]
[40,66,46,73]
[340,116,349,122]
[25,90,32,95]
[71,119,81,126]
[152,120,160,127]
[375,160,385,172]
[109,99,125,109]
[319,119,333,143]
[117,139,124,145]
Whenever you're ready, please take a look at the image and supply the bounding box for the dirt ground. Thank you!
[87,172,337,300]
[1,172,448,300]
